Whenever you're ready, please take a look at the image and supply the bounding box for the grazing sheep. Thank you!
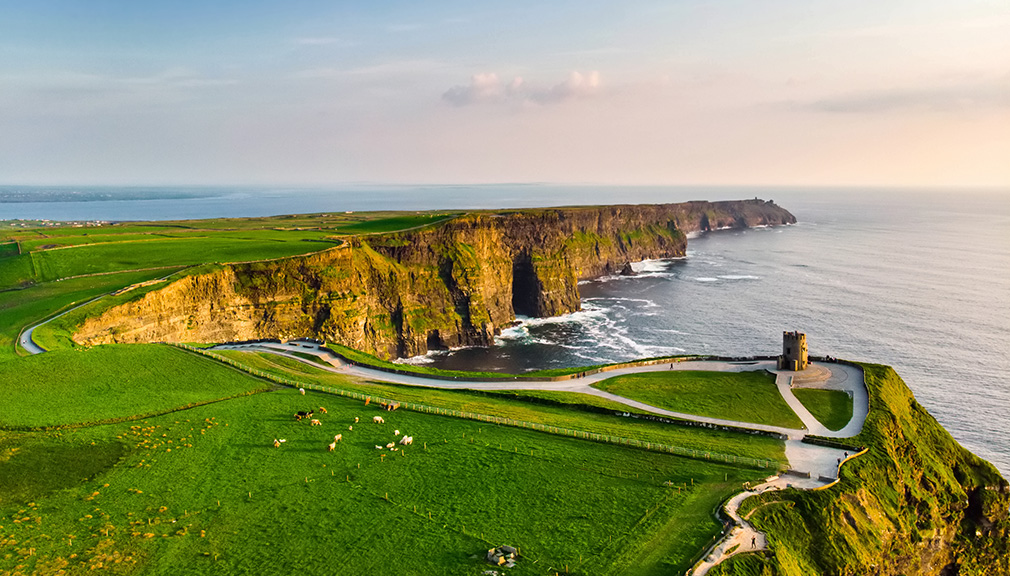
[354,417,359,423]
[375,445,384,450]
[385,442,395,449]
[299,388,305,395]
[319,406,328,414]
[399,435,413,446]
[373,416,384,424]
[334,434,342,442]
[310,419,322,426]
[348,425,353,431]
[328,441,336,452]
[273,439,287,448]
[394,429,400,436]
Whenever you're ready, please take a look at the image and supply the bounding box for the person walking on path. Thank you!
[751,536,756,549]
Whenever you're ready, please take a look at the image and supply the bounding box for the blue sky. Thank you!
[1,0,1007,186]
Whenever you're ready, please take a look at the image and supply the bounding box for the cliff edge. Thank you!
[72,199,794,358]
[712,364,1010,576]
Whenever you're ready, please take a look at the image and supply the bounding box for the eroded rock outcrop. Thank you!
[73,200,794,358]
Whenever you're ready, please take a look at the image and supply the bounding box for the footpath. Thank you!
[213,340,869,574]
[20,321,868,573]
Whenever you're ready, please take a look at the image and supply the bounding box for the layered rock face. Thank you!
[73,200,794,358]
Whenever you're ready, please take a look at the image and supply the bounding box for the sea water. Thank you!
[3,185,1008,475]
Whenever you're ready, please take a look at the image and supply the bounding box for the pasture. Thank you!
[0,211,460,291]
[218,350,786,463]
[591,371,804,429]
[0,345,271,428]
[0,371,766,575]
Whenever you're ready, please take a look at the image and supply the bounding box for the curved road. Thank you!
[22,320,868,573]
[216,341,869,575]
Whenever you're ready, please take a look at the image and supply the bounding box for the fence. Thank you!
[173,343,782,471]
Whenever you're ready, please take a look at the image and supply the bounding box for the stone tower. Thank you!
[778,331,808,371]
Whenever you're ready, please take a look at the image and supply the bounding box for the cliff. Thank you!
[72,200,795,358]
[713,364,1010,576]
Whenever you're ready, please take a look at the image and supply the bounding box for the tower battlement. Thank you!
[778,331,808,371]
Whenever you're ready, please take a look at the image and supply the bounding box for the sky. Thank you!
[0,0,1008,187]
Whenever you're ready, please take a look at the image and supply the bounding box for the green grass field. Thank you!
[214,351,785,463]
[591,370,805,429]
[0,354,767,575]
[0,212,461,291]
[792,388,853,431]
[0,345,272,428]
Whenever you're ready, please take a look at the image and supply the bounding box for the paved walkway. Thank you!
[215,341,869,574]
[23,318,868,573]
[218,342,868,477]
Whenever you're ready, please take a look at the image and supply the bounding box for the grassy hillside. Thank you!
[0,269,180,362]
[711,363,1010,576]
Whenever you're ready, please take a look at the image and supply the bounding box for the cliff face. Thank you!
[72,200,795,358]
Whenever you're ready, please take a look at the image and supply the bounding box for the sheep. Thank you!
[310,419,322,426]
[334,434,342,442]
[273,439,287,448]
[354,417,359,423]
[399,435,413,446]
[373,416,385,424]
[299,388,305,395]
[328,441,336,452]
[394,429,400,436]
[319,406,328,414]
[375,445,384,450]
[348,425,353,431]
[385,442,395,449]
[294,410,314,421]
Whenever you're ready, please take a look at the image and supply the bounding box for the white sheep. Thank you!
[327,441,336,452]
[319,406,328,414]
[375,445,384,450]
[348,425,353,431]
[334,434,342,442]
[394,429,400,436]
[299,388,305,395]
[399,435,413,446]
[354,417,359,423]
[385,442,395,449]
[310,419,322,426]
[373,416,385,424]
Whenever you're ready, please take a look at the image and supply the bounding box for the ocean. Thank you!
[3,185,1008,475]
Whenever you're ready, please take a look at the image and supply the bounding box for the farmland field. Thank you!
[0,364,767,575]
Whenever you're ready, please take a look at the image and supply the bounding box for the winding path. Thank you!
[214,341,869,574]
[20,320,868,573]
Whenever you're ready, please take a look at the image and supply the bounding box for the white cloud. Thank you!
[442,70,601,107]
[530,70,601,104]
